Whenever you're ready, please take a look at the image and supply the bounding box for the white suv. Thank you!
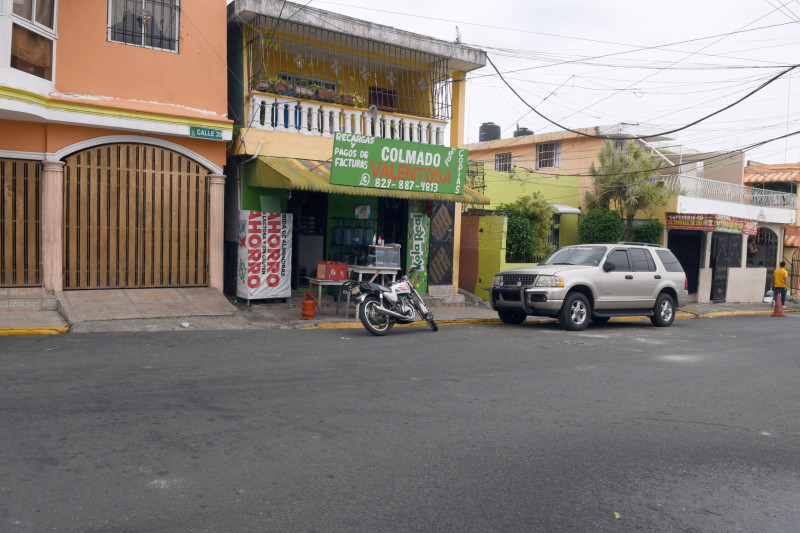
[488,243,689,331]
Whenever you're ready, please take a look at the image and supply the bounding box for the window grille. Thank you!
[108,0,180,52]
[244,17,452,120]
[10,0,56,80]
[536,141,561,169]
[495,152,511,172]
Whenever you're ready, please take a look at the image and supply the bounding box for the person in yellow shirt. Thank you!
[773,260,789,306]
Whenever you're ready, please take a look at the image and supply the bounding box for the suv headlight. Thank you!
[534,275,564,288]
[493,274,503,286]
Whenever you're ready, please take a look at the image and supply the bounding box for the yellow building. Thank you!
[225,1,488,299]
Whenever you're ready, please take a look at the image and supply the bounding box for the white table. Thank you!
[343,266,402,318]
[306,277,348,314]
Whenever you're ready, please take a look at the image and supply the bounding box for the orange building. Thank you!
[1,1,232,296]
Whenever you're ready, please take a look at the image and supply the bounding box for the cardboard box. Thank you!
[317,261,348,280]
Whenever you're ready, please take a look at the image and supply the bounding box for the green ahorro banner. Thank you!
[330,132,468,195]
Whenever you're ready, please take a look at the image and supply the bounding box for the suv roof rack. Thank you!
[616,241,662,247]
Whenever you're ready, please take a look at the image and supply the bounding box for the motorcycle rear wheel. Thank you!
[359,296,393,336]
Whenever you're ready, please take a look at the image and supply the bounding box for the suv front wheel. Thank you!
[650,293,675,327]
[559,293,590,331]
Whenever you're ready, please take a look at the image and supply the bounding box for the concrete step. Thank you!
[0,287,59,311]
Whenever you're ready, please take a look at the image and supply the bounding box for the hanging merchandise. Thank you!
[237,210,293,299]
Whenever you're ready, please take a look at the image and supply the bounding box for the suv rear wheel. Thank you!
[650,293,675,327]
[498,310,527,324]
[559,293,590,331]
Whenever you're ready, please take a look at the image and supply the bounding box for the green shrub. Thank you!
[631,219,664,244]
[578,209,624,243]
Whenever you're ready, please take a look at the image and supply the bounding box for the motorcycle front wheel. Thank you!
[359,296,394,336]
[425,312,438,332]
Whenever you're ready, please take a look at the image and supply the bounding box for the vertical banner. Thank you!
[406,201,430,293]
[237,211,293,299]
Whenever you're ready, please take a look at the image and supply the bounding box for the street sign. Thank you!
[190,126,223,140]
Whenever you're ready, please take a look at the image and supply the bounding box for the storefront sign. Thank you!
[236,211,292,299]
[330,133,467,195]
[666,212,758,235]
[665,213,716,231]
[406,202,430,292]
[190,126,223,140]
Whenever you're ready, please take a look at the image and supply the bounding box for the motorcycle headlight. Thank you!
[493,274,503,286]
[534,275,564,288]
[350,286,360,296]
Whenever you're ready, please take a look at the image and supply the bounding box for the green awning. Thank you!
[248,156,490,204]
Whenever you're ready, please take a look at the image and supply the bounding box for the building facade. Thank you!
[0,1,232,294]
[225,0,488,299]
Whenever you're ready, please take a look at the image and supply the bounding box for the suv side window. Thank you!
[656,249,685,272]
[605,249,631,271]
[629,248,656,272]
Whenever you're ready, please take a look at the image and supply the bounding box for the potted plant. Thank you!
[294,79,315,99]
[268,75,288,94]
[253,76,271,92]
[316,84,337,102]
[352,94,367,108]
[338,91,354,106]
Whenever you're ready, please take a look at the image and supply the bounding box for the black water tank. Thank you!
[479,122,501,142]
[513,127,533,137]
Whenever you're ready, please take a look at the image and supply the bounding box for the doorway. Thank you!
[710,232,742,303]
[667,230,703,294]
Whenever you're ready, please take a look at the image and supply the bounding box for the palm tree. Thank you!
[586,140,670,240]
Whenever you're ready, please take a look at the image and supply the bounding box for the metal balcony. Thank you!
[662,174,797,209]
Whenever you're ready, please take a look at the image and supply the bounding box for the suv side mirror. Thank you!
[603,261,616,272]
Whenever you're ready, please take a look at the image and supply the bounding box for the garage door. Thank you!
[63,144,209,289]
[0,159,41,287]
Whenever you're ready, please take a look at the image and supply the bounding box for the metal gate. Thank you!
[0,159,41,287]
[427,201,454,286]
[63,144,209,289]
[710,232,742,303]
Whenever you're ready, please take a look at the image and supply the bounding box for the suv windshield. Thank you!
[539,246,607,266]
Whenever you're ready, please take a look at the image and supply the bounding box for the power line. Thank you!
[487,54,800,141]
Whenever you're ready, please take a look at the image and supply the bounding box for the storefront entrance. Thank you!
[710,232,742,303]
[667,229,703,294]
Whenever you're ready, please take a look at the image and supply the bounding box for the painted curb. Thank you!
[0,326,69,336]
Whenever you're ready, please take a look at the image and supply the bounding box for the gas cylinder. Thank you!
[301,292,317,320]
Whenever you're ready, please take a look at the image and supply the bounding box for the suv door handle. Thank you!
[654,275,662,279]
[625,275,633,279]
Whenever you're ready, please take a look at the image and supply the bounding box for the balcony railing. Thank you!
[248,94,447,146]
[662,174,797,209]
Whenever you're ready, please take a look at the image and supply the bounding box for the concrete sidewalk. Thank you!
[1,286,797,336]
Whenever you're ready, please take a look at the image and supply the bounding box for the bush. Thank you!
[631,219,664,244]
[578,209,624,243]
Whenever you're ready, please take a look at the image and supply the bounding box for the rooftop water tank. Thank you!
[513,127,533,137]
[479,122,501,142]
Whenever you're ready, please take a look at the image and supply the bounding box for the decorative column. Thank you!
[42,160,65,292]
[208,174,227,291]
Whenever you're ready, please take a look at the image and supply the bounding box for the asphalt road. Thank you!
[1,315,799,532]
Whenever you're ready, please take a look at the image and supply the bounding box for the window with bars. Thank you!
[536,141,561,169]
[495,152,511,172]
[10,0,56,80]
[108,0,180,52]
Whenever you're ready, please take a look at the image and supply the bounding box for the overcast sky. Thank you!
[231,0,800,165]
